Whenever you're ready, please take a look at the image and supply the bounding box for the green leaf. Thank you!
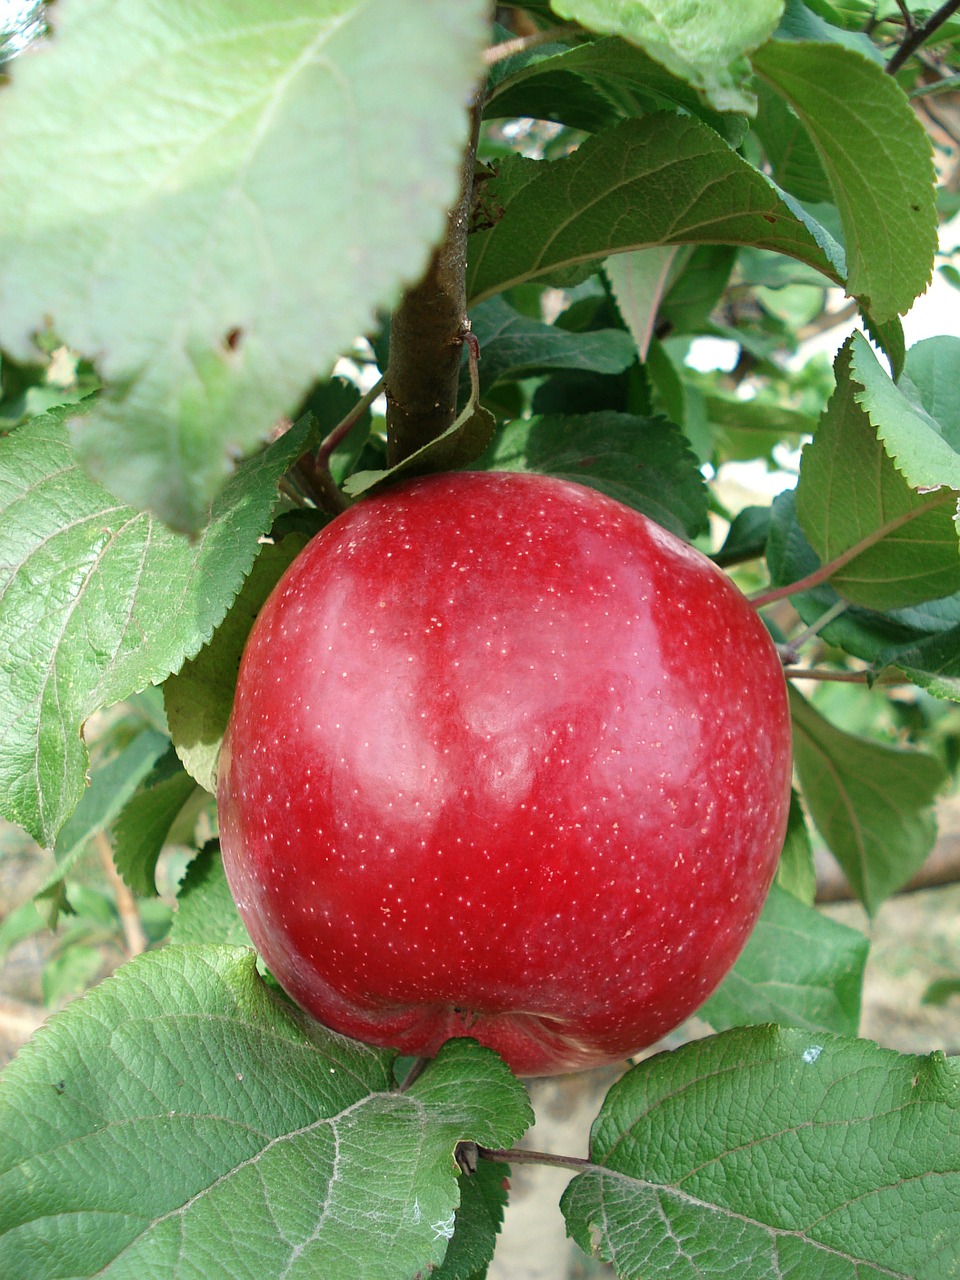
[752,80,832,203]
[795,338,960,610]
[486,36,744,139]
[923,977,960,1008]
[0,0,490,530]
[0,946,533,1280]
[164,532,312,794]
[468,295,637,393]
[790,686,946,914]
[604,248,680,361]
[466,115,845,306]
[562,1027,960,1280]
[0,409,318,848]
[432,1159,510,1280]
[170,844,252,948]
[776,789,816,903]
[549,0,784,113]
[33,727,171,926]
[343,398,497,499]
[658,245,738,334]
[877,623,960,701]
[701,884,867,1037]
[754,40,936,322]
[765,492,960,696]
[477,412,708,539]
[850,331,960,490]
[900,335,960,440]
[713,505,773,568]
[111,748,198,896]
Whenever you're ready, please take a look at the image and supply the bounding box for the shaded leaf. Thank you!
[164,533,312,794]
[468,295,637,393]
[0,0,490,529]
[701,884,867,1037]
[562,1026,960,1280]
[0,409,318,847]
[877,623,960,702]
[790,685,946,913]
[776,789,816,904]
[170,844,253,948]
[477,412,708,539]
[713,505,772,568]
[0,946,533,1280]
[486,36,744,139]
[466,115,845,306]
[112,748,198,895]
[432,1159,510,1280]
[344,400,497,499]
[752,80,831,204]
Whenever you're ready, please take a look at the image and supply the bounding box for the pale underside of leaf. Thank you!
[0,0,490,528]
[550,0,784,113]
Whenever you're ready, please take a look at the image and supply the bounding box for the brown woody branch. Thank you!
[384,101,483,467]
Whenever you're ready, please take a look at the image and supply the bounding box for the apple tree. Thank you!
[1,2,960,1277]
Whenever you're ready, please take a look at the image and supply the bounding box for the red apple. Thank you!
[218,471,791,1076]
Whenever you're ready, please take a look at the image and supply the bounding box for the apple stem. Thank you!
[474,1144,593,1173]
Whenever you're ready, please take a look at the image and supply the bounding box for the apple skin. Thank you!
[218,471,792,1076]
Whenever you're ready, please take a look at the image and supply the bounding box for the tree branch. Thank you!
[886,0,960,75]
[384,99,483,468]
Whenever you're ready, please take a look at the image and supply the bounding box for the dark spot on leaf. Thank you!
[762,214,776,224]
[224,327,244,352]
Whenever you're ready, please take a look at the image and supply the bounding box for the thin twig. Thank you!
[788,599,850,654]
[782,666,870,683]
[292,374,387,515]
[887,0,960,75]
[95,832,147,958]
[484,25,581,67]
[318,375,385,464]
[476,1145,593,1172]
[894,0,916,33]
